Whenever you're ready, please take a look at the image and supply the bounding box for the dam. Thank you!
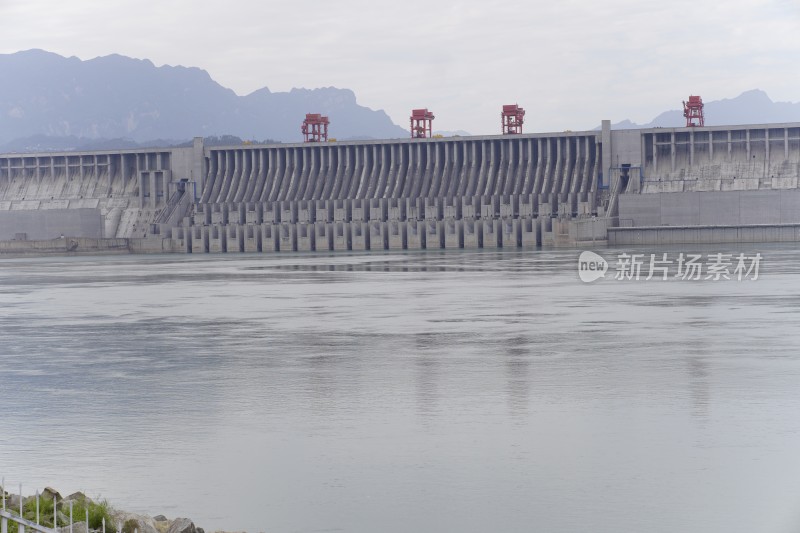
[1,120,800,252]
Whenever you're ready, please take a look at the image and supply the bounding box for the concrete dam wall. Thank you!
[614,124,800,235]
[623,124,800,193]
[200,135,601,204]
[187,134,604,252]
[3,121,800,252]
[0,148,179,239]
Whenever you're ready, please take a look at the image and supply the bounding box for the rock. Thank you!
[166,518,196,533]
[196,528,204,533]
[152,515,170,533]
[44,487,63,501]
[112,512,160,533]
[6,493,21,510]
[65,491,92,503]
[58,521,89,533]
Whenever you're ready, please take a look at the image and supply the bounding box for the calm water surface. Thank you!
[1,247,800,533]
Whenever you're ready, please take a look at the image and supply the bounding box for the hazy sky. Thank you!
[2,0,799,134]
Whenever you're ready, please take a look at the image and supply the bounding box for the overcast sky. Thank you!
[2,0,799,134]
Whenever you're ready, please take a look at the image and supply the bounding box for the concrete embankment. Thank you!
[0,237,178,256]
[609,223,800,246]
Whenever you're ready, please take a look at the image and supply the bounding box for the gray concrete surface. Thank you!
[0,208,103,239]
[619,189,800,227]
[609,223,800,246]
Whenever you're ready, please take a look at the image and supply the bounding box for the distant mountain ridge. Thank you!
[0,49,407,149]
[2,50,797,154]
[609,90,800,129]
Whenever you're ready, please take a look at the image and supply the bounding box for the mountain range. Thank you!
[0,50,798,153]
[609,89,800,129]
[0,49,407,150]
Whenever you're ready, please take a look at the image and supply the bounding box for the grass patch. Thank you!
[2,492,117,533]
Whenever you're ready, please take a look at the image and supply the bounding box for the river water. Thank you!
[1,247,800,533]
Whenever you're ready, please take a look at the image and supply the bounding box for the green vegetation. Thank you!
[121,518,139,533]
[1,492,117,533]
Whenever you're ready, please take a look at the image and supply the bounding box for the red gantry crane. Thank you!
[302,113,330,142]
[410,109,435,138]
[683,95,704,127]
[501,104,525,134]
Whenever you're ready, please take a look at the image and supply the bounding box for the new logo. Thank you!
[578,251,608,282]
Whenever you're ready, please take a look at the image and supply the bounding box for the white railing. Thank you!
[1,480,57,533]
[1,509,56,533]
[1,479,122,533]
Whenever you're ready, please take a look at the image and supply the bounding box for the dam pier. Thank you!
[1,121,800,253]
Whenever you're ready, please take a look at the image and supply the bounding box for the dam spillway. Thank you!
[190,133,602,252]
[1,121,800,251]
[199,135,599,204]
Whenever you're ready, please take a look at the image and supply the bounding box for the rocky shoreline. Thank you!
[0,488,240,533]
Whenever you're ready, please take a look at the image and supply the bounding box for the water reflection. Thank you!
[415,355,439,421]
[687,355,710,423]
[504,335,531,419]
[1,249,800,533]
[414,333,441,421]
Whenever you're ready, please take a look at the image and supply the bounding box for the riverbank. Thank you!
[0,488,231,533]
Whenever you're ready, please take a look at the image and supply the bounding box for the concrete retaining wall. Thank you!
[0,208,103,240]
[0,236,179,255]
[609,224,800,246]
[619,189,800,227]
[0,237,129,255]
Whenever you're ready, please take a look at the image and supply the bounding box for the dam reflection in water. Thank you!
[1,247,800,533]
